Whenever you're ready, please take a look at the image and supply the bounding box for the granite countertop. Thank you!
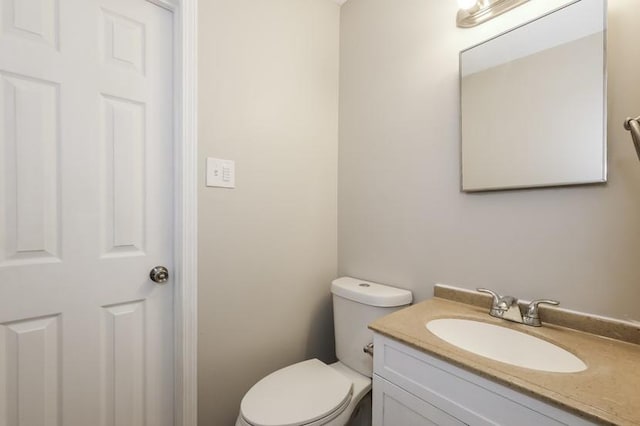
[369,296,640,426]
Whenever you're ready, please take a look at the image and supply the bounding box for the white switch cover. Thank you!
[206,158,235,188]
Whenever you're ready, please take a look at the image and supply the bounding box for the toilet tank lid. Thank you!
[331,277,412,307]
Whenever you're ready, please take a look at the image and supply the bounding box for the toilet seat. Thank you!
[240,359,353,426]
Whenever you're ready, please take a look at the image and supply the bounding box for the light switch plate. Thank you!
[206,158,235,188]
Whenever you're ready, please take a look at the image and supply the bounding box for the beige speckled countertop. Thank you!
[369,297,640,425]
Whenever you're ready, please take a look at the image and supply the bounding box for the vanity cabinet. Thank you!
[372,334,597,426]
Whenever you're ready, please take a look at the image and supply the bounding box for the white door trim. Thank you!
[175,1,198,425]
[174,1,198,425]
[148,1,199,425]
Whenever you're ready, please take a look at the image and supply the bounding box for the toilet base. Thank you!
[345,391,371,426]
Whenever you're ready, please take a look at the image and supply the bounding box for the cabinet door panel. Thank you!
[373,375,466,426]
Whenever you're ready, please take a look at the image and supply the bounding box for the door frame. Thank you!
[149,1,198,425]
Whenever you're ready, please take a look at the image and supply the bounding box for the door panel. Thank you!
[1,0,59,49]
[0,0,174,425]
[0,314,61,426]
[101,301,146,426]
[101,94,146,257]
[0,72,60,265]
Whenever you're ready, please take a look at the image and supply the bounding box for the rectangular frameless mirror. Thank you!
[460,0,607,192]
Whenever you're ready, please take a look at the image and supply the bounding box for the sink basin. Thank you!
[426,318,587,373]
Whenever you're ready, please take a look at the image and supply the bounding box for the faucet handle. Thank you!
[476,288,500,305]
[524,299,559,326]
[527,299,559,314]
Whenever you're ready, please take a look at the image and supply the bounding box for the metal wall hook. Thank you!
[624,116,640,161]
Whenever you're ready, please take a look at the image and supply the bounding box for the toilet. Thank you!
[236,277,412,426]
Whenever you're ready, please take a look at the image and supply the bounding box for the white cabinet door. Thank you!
[0,1,174,425]
[373,375,466,426]
[373,334,597,426]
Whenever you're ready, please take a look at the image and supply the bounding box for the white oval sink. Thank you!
[426,318,587,373]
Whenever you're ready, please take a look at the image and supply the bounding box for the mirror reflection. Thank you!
[460,0,607,192]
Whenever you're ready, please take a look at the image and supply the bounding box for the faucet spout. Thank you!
[500,296,524,323]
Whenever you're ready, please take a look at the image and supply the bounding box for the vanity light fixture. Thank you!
[457,0,530,28]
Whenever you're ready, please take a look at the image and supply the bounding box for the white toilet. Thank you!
[236,277,412,426]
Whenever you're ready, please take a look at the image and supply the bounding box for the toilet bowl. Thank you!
[236,360,371,426]
[236,277,412,426]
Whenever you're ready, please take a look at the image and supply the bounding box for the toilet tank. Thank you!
[331,277,412,378]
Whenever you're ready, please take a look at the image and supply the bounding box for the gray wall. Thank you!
[197,0,640,423]
[198,1,340,424]
[338,0,640,322]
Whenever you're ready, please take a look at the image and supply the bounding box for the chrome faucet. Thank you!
[477,288,559,327]
[522,299,560,327]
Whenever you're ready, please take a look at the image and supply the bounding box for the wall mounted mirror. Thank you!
[460,0,607,192]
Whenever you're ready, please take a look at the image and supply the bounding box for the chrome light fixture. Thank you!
[457,0,530,28]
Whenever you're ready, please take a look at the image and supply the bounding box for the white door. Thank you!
[0,0,174,425]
